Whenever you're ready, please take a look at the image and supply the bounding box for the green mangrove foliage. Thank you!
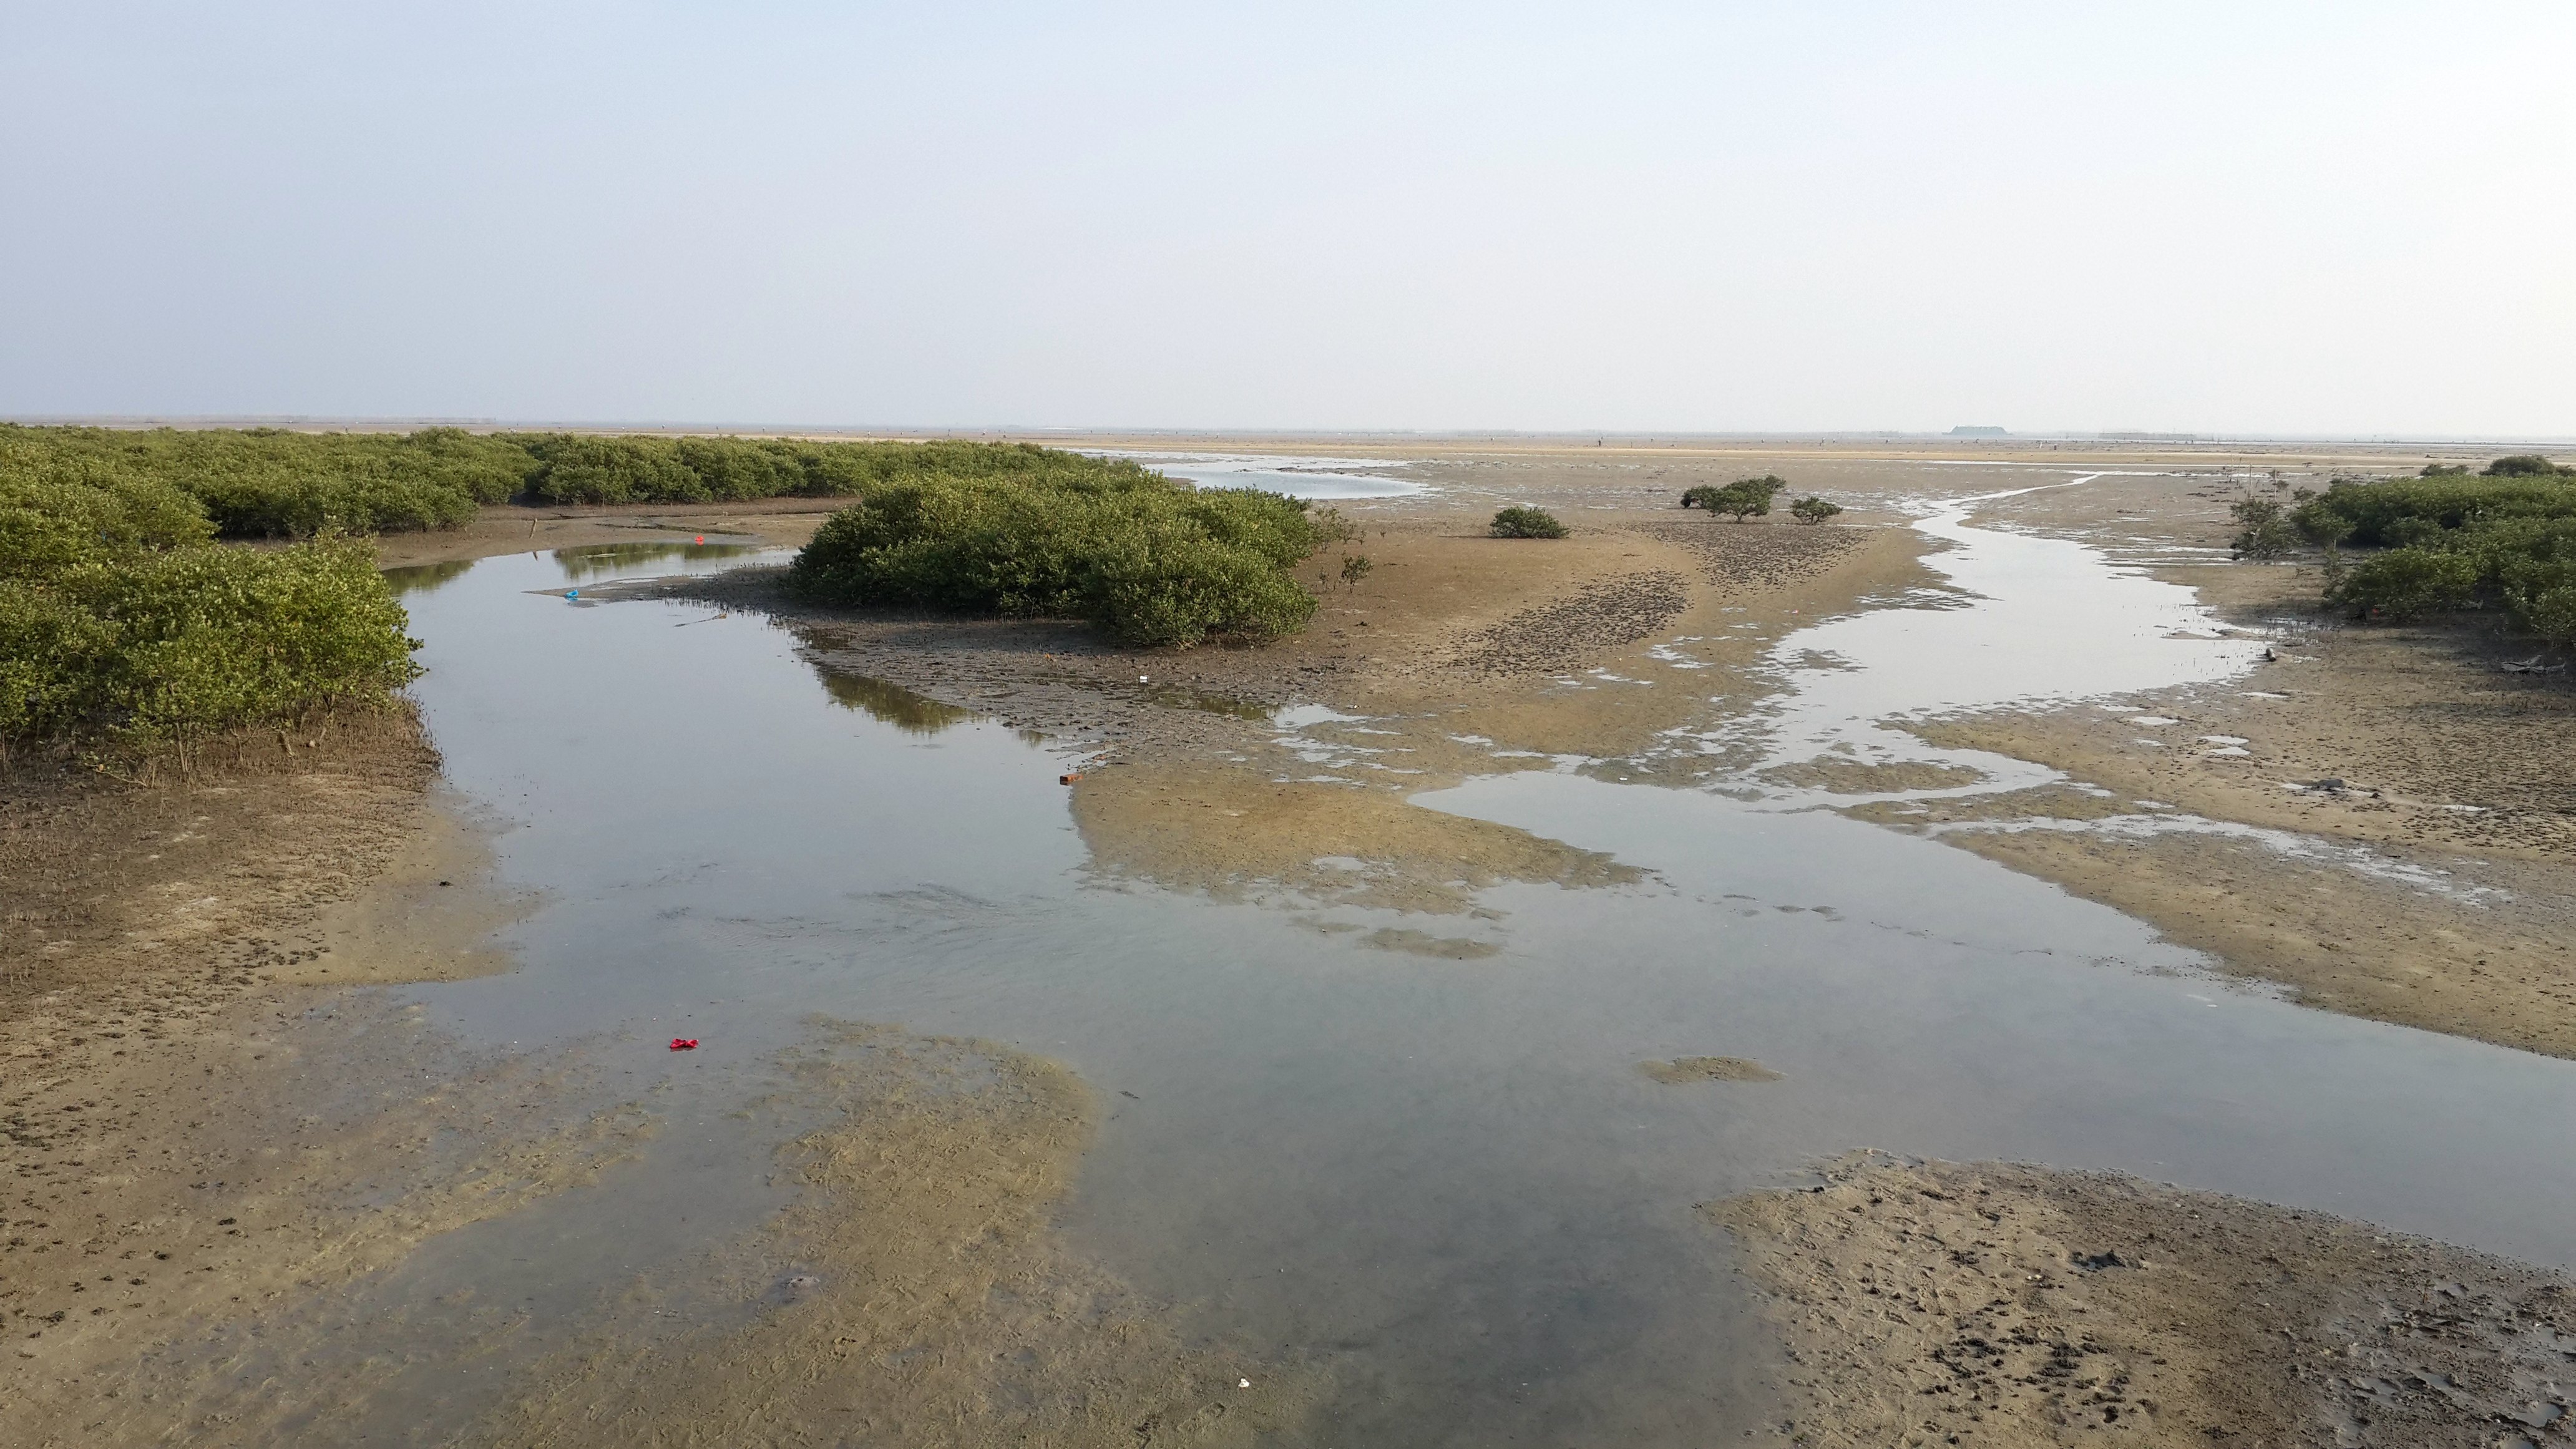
[1684,476,1788,521]
[0,425,1196,537]
[0,466,419,760]
[2228,497,2300,560]
[2284,461,2576,645]
[1790,495,1843,524]
[1488,506,1568,539]
[0,424,531,537]
[784,461,1329,648]
[507,434,1105,506]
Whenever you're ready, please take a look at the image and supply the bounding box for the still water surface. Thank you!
[377,532,2576,1443]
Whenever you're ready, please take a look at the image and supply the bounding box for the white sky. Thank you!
[4,2,2570,436]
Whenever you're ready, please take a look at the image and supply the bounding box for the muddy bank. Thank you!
[1,705,447,1000]
[1886,554,2576,1060]
[6,707,1293,1445]
[1713,1153,2576,1448]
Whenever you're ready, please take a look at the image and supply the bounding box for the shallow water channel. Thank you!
[374,524,2576,1444]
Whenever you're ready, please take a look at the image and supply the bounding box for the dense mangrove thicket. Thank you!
[0,425,532,536]
[785,466,1335,647]
[0,467,419,762]
[0,424,1185,536]
[2280,459,2576,645]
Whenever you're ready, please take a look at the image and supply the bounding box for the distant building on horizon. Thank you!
[1948,425,2008,437]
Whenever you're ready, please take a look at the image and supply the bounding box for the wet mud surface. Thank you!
[14,442,2576,1445]
[1715,1153,2575,1448]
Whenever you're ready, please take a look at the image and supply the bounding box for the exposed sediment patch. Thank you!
[1453,570,1690,677]
[476,1023,1315,1448]
[1712,1152,2576,1449]
[1070,761,1641,914]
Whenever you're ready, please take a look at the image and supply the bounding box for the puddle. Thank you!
[353,530,2576,1444]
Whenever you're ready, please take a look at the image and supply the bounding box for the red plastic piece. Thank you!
[669,1038,699,1051]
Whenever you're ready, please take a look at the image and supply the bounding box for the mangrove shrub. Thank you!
[1697,476,1786,521]
[0,424,1219,539]
[785,465,1326,648]
[0,467,419,760]
[1489,506,1568,539]
[2291,468,2576,646]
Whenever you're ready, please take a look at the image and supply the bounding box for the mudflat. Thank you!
[10,436,2573,1445]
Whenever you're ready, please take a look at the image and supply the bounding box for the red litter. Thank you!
[669,1038,699,1051]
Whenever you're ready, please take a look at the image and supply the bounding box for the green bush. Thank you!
[785,463,1325,647]
[0,424,1200,538]
[2292,472,2576,547]
[1702,476,1786,521]
[1489,506,1568,539]
[0,424,535,537]
[2485,454,2570,477]
[2284,470,2576,648]
[0,470,419,760]
[2328,548,2482,622]
[1790,495,1843,524]
[2228,497,2298,560]
[508,434,1169,507]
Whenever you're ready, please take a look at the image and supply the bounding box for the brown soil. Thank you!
[1712,1153,2576,1448]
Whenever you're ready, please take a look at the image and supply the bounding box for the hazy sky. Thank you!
[4,3,2570,435]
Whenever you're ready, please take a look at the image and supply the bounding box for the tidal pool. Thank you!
[373,522,2576,1445]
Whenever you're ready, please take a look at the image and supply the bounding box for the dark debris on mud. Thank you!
[1631,519,1872,590]
[1452,570,1690,678]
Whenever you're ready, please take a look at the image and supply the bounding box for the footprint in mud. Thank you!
[1360,927,1503,960]
[1639,1056,1783,1084]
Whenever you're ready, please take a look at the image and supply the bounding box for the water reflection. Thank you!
[382,557,477,597]
[815,665,973,735]
[371,523,2576,1448]
[553,541,761,582]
